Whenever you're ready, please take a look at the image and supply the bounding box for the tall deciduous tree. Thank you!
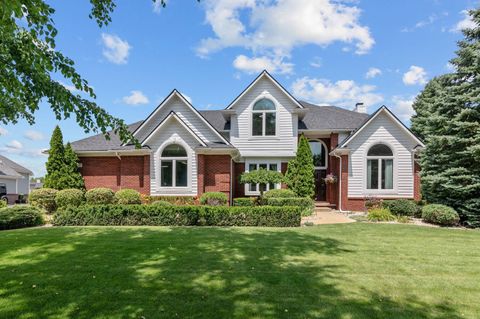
[411,8,480,227]
[44,126,65,189]
[285,135,315,198]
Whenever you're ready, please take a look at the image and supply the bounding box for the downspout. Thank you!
[333,152,347,213]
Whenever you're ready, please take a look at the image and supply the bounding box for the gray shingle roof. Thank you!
[0,155,33,175]
[298,101,370,130]
[199,110,230,131]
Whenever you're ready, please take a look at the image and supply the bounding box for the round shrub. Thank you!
[263,189,297,198]
[85,188,115,205]
[200,192,228,206]
[0,205,44,230]
[367,208,396,222]
[55,189,85,208]
[422,204,459,226]
[29,188,58,213]
[383,199,418,216]
[115,189,141,205]
[151,200,173,206]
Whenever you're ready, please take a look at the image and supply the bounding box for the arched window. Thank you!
[367,144,393,190]
[252,98,276,136]
[308,140,327,169]
[160,144,188,187]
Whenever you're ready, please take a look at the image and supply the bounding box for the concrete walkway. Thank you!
[302,208,356,225]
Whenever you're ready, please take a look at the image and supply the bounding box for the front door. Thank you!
[314,169,327,201]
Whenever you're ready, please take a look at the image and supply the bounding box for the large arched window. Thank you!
[367,144,393,190]
[160,144,188,187]
[252,98,276,136]
[308,140,327,169]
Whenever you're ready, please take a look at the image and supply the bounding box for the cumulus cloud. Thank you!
[122,90,149,105]
[365,67,382,79]
[403,66,427,86]
[6,140,23,150]
[233,54,293,75]
[0,127,8,136]
[24,130,45,141]
[390,96,415,122]
[451,10,475,33]
[291,77,383,110]
[101,33,131,64]
[198,0,374,73]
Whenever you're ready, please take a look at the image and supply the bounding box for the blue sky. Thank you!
[0,0,478,176]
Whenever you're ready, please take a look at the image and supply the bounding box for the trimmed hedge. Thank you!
[55,189,85,208]
[151,200,173,206]
[53,205,301,227]
[144,196,197,205]
[115,189,141,205]
[200,192,228,206]
[233,197,257,206]
[0,206,44,230]
[85,188,115,205]
[262,197,314,216]
[0,199,7,209]
[29,188,58,213]
[263,189,297,198]
[383,199,418,216]
[422,204,459,226]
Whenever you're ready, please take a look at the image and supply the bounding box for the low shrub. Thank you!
[0,199,7,209]
[263,189,297,198]
[365,197,382,210]
[151,200,173,206]
[422,204,459,226]
[0,206,44,230]
[115,189,142,205]
[200,192,228,206]
[53,205,301,227]
[367,208,396,222]
[233,197,257,206]
[29,188,58,213]
[144,196,197,205]
[383,199,418,216]
[55,189,85,208]
[396,215,411,224]
[263,197,314,216]
[85,188,115,205]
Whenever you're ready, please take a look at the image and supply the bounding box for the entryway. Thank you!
[314,169,327,201]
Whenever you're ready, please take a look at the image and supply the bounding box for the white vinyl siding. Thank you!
[0,174,29,195]
[346,112,417,198]
[229,77,298,157]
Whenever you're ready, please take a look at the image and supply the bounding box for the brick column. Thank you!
[414,161,421,201]
[197,154,205,197]
[341,155,349,211]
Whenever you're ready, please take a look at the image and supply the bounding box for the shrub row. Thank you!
[143,196,197,205]
[53,205,302,227]
[233,197,257,206]
[0,206,44,230]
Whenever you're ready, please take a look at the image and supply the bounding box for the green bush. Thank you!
[365,197,382,210]
[115,189,141,205]
[383,199,418,216]
[144,196,197,205]
[367,208,396,222]
[200,192,228,206]
[422,204,459,226]
[29,188,58,213]
[263,189,297,198]
[233,197,257,206]
[0,206,44,230]
[396,215,411,224]
[85,188,115,205]
[53,205,301,227]
[151,200,173,206]
[0,199,7,209]
[263,197,314,217]
[55,189,84,208]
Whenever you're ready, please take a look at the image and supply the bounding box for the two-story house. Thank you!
[71,71,423,211]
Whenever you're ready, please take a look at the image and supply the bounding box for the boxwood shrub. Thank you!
[55,189,85,208]
[263,189,297,198]
[422,204,459,226]
[200,192,228,206]
[382,199,418,216]
[85,188,115,205]
[29,188,58,213]
[0,206,44,230]
[233,197,257,206]
[115,189,142,205]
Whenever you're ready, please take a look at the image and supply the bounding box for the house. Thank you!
[0,154,33,203]
[70,71,423,211]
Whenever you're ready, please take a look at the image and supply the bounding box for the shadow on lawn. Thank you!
[0,227,463,319]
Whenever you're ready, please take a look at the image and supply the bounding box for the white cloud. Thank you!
[451,10,475,33]
[122,90,149,105]
[291,77,383,110]
[152,0,165,13]
[365,67,382,79]
[181,93,193,104]
[198,0,374,73]
[310,57,322,68]
[6,140,23,150]
[24,130,45,141]
[401,12,448,32]
[101,33,131,64]
[402,66,427,86]
[391,96,415,122]
[233,54,293,75]
[0,147,45,158]
[0,127,8,136]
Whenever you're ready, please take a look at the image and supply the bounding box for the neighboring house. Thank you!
[71,71,423,211]
[0,155,32,203]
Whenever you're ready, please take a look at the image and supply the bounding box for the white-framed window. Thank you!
[252,98,276,136]
[308,139,328,169]
[366,144,394,190]
[160,144,188,187]
[245,160,281,195]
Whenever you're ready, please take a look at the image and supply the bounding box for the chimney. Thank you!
[354,102,367,113]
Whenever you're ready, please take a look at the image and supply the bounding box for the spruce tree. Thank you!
[62,143,85,189]
[285,135,315,198]
[44,126,66,189]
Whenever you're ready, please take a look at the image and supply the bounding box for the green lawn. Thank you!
[0,224,479,319]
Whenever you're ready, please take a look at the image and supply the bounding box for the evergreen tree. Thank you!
[62,143,85,189]
[44,126,66,189]
[411,9,480,227]
[285,135,315,198]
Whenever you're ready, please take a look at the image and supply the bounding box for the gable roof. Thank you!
[226,70,304,110]
[0,155,33,176]
[337,105,425,149]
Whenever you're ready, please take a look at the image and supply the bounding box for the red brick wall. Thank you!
[79,155,150,194]
[197,155,231,200]
[233,163,245,198]
[414,161,421,201]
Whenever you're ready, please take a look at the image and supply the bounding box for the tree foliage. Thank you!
[240,169,284,198]
[63,143,85,189]
[285,135,315,198]
[411,8,480,227]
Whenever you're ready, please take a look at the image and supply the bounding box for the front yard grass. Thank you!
[0,224,479,318]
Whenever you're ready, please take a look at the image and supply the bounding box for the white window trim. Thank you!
[248,93,279,139]
[244,159,282,196]
[308,139,328,170]
[364,142,397,194]
[156,139,192,191]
